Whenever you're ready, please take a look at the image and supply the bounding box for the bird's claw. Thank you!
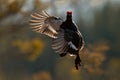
[75,55,82,70]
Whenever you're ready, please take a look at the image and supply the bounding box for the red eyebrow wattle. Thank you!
[67,11,72,14]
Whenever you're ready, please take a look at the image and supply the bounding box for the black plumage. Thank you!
[60,11,84,69]
[29,11,84,70]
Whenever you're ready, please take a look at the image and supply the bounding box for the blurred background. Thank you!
[0,0,120,80]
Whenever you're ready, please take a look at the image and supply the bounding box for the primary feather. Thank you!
[30,11,63,38]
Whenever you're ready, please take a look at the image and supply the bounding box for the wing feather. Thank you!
[51,29,70,54]
[29,11,62,38]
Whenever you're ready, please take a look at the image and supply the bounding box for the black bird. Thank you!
[29,11,84,69]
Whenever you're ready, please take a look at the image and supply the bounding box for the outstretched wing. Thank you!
[51,29,70,55]
[29,11,63,38]
[52,29,84,56]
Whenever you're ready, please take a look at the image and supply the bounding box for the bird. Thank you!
[29,10,84,70]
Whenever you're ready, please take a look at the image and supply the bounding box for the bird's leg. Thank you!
[75,53,81,70]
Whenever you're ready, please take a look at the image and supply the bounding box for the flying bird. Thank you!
[29,11,84,69]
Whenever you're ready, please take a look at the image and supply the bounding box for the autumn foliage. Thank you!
[0,0,120,80]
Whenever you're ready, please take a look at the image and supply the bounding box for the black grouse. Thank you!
[29,11,84,69]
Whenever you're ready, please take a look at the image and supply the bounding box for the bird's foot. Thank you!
[75,54,82,70]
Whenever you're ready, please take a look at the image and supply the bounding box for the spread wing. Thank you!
[29,11,63,38]
[52,29,84,55]
[51,29,70,54]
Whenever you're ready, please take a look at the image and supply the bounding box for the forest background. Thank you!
[0,0,120,80]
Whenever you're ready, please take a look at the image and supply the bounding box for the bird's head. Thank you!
[66,11,72,21]
[67,11,72,16]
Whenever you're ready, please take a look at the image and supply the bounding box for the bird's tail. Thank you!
[75,53,82,70]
